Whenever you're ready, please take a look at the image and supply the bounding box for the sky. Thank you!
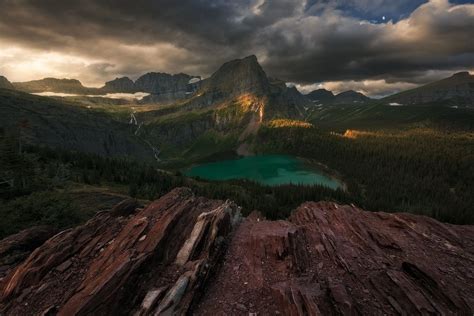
[0,0,473,97]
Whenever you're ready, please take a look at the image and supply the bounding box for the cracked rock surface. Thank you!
[1,191,473,315]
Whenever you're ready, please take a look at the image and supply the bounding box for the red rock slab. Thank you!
[195,201,474,315]
[0,188,241,316]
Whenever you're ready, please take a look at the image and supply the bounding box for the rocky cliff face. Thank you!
[199,55,270,99]
[0,76,14,90]
[306,89,371,105]
[306,88,335,104]
[1,189,473,315]
[137,73,200,104]
[385,71,474,106]
[135,73,195,94]
[102,73,201,104]
[103,77,136,93]
[187,55,310,119]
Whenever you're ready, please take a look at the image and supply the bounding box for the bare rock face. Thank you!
[187,55,310,119]
[136,72,201,104]
[196,202,474,315]
[0,226,57,280]
[2,192,473,315]
[0,188,241,315]
[103,77,137,93]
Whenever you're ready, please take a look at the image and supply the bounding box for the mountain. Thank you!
[137,73,200,103]
[0,76,14,90]
[306,88,335,103]
[199,55,270,98]
[384,71,474,106]
[101,73,202,103]
[306,89,372,105]
[1,56,311,163]
[12,74,201,103]
[188,55,308,118]
[139,55,310,157]
[1,188,473,315]
[103,76,136,93]
[0,89,154,160]
[135,72,197,93]
[333,90,372,104]
[13,78,100,94]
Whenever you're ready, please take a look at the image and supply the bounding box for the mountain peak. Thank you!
[306,89,335,103]
[103,77,136,93]
[200,55,269,97]
[242,54,258,62]
[333,90,371,104]
[0,76,14,90]
[452,71,470,78]
[337,90,361,96]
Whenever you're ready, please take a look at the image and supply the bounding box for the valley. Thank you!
[2,1,474,313]
[1,56,473,232]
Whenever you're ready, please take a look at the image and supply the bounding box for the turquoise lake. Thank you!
[185,155,342,189]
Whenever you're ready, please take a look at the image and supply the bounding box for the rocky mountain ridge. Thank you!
[306,88,372,105]
[1,188,473,315]
[183,55,309,119]
[11,74,201,102]
[384,71,474,106]
[306,88,335,104]
[13,78,101,94]
[8,66,473,107]
[136,55,311,154]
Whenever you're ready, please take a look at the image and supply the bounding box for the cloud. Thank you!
[261,0,474,84]
[0,0,473,93]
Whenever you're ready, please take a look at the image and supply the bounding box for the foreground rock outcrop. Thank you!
[0,188,240,315]
[1,190,473,315]
[0,226,57,280]
[196,202,474,315]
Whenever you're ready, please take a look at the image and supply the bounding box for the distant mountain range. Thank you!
[306,89,372,105]
[1,56,472,163]
[13,78,100,94]
[2,62,473,107]
[9,73,202,104]
[0,55,311,161]
[383,71,474,106]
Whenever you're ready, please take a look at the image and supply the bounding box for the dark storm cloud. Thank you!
[261,0,474,84]
[0,0,473,93]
